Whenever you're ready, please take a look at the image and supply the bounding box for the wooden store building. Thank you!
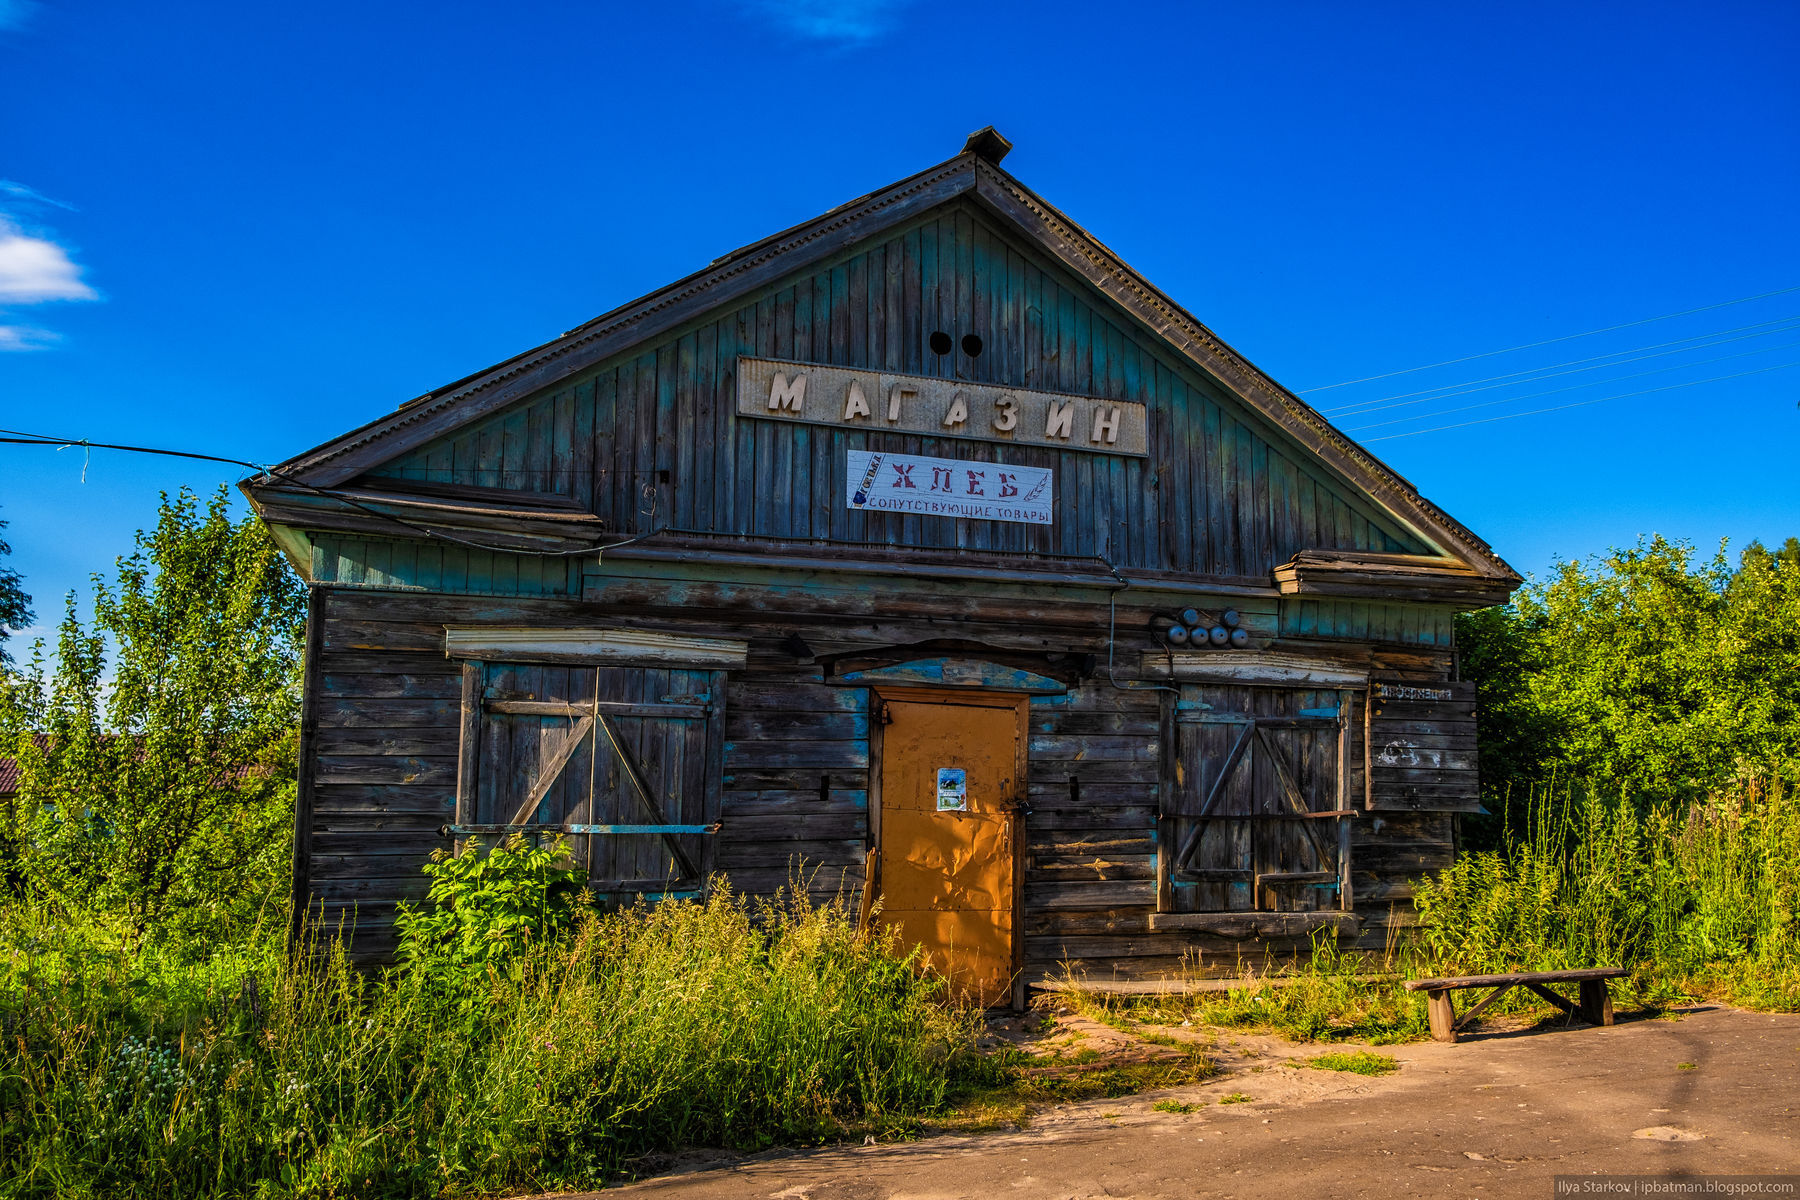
[246,129,1519,1006]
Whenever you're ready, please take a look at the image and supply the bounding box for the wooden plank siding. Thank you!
[301,582,1460,971]
[362,200,1428,577]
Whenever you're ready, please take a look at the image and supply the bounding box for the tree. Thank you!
[2,487,305,944]
[1458,534,1800,811]
[0,508,32,666]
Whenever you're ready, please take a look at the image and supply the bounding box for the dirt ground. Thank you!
[548,1003,1799,1199]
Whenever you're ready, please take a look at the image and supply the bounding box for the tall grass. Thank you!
[1073,777,1800,1040]
[0,887,984,1199]
[1416,776,1800,1006]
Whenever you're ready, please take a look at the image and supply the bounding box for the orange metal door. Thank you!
[877,696,1019,1006]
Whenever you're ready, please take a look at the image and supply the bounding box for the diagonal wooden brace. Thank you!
[1174,719,1256,873]
[1524,982,1580,1020]
[1255,725,1332,867]
[506,714,594,827]
[593,710,702,881]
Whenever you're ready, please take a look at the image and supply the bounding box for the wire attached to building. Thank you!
[0,428,659,560]
[1098,554,1181,698]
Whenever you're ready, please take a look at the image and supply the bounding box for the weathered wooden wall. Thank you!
[362,200,1430,578]
[301,581,1456,973]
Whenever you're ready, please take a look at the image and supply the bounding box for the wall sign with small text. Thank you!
[736,356,1148,457]
[845,449,1053,525]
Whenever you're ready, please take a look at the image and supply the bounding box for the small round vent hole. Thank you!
[961,333,984,357]
[929,331,953,355]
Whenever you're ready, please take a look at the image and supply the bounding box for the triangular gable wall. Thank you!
[262,149,1516,587]
[362,198,1427,578]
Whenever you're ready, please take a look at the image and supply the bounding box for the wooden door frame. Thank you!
[869,685,1031,1011]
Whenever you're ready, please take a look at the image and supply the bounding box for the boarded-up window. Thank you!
[1166,685,1354,915]
[1364,681,1479,812]
[454,662,725,896]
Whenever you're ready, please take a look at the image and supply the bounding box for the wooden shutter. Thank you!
[453,661,725,896]
[1364,681,1480,813]
[1166,684,1354,914]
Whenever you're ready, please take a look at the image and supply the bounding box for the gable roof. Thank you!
[264,131,1518,586]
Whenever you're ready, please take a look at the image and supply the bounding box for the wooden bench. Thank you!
[1404,968,1628,1042]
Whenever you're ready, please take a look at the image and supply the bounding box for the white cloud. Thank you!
[739,0,910,46]
[0,220,98,303]
[0,324,60,351]
[0,180,75,210]
[0,187,100,350]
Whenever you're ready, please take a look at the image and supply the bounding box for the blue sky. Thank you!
[2,0,1797,644]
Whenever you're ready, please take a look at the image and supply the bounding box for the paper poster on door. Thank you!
[936,767,967,811]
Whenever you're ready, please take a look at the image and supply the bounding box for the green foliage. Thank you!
[395,835,587,987]
[1459,535,1800,808]
[0,486,303,944]
[1415,777,1800,1006]
[0,884,983,1199]
[1304,1051,1398,1075]
[0,509,30,667]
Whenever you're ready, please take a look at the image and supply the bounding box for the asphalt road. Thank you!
[578,1005,1799,1200]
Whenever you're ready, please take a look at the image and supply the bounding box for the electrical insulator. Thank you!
[1208,625,1229,646]
[1229,627,1250,648]
[1178,607,1202,628]
[1166,624,1190,646]
[1221,608,1240,629]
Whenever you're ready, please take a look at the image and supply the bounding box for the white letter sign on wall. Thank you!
[845,450,1053,525]
[737,357,1148,457]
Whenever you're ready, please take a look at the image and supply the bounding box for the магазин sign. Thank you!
[738,356,1147,457]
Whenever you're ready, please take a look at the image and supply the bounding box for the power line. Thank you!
[1359,360,1800,443]
[1344,337,1800,433]
[1323,314,1800,418]
[0,428,652,559]
[1297,284,1800,394]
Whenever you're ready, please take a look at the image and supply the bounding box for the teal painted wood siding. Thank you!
[311,535,576,597]
[367,200,1428,579]
[1279,597,1456,647]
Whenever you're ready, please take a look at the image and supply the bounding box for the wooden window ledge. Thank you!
[1147,912,1362,938]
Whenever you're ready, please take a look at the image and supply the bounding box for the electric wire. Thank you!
[1323,314,1800,418]
[1297,284,1800,394]
[1359,359,1800,443]
[1344,337,1800,433]
[0,428,656,559]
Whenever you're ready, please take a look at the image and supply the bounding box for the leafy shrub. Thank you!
[394,834,586,988]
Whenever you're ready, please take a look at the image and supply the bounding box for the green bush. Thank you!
[1459,535,1800,813]
[395,835,586,990]
[1415,777,1800,1006]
